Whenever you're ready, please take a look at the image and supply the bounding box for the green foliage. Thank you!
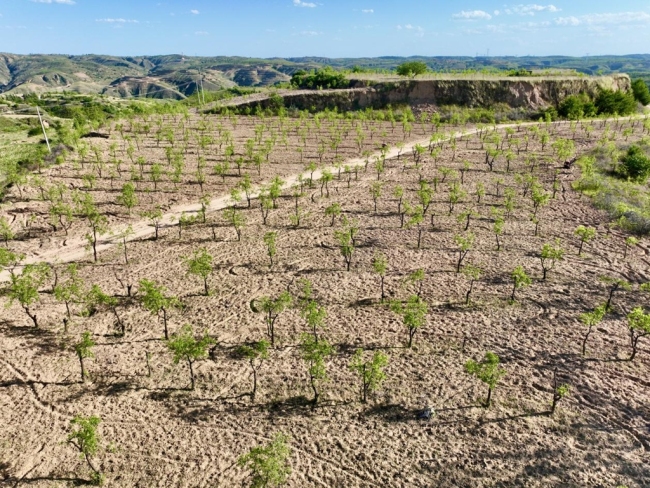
[74,331,95,360]
[258,291,292,346]
[237,433,291,488]
[300,333,333,404]
[627,307,650,360]
[138,278,179,339]
[632,79,650,105]
[184,248,214,295]
[594,89,637,116]
[617,145,650,183]
[558,93,597,119]
[67,414,104,482]
[7,263,49,327]
[291,67,348,89]
[539,240,564,280]
[574,225,596,254]
[325,202,342,226]
[510,265,531,301]
[465,351,506,407]
[263,231,277,266]
[117,182,138,213]
[166,324,213,389]
[349,349,389,403]
[396,61,428,77]
[390,295,428,348]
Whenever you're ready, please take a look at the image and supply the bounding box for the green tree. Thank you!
[511,265,531,301]
[166,324,213,390]
[142,207,164,241]
[76,193,108,262]
[349,349,389,403]
[7,263,49,327]
[574,225,596,255]
[539,240,564,281]
[258,291,292,346]
[454,233,474,273]
[184,248,213,295]
[627,307,650,361]
[67,415,104,484]
[263,231,277,267]
[369,181,383,213]
[301,300,327,343]
[390,295,428,348]
[632,79,650,105]
[462,264,482,305]
[237,433,292,488]
[579,304,607,356]
[550,368,570,415]
[238,340,270,402]
[325,202,342,227]
[465,351,506,407]
[0,216,15,246]
[74,331,95,382]
[139,279,179,340]
[618,145,650,183]
[334,226,355,271]
[300,334,333,406]
[372,252,388,302]
[223,206,245,241]
[53,263,84,318]
[396,61,428,77]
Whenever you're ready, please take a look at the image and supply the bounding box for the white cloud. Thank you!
[190,9,199,14]
[32,0,75,4]
[494,10,500,16]
[555,11,650,26]
[508,4,560,16]
[452,10,492,20]
[195,31,209,35]
[555,16,580,26]
[298,30,319,35]
[362,9,373,14]
[96,18,139,23]
[293,0,316,7]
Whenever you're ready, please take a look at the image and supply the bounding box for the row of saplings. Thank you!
[9,255,650,486]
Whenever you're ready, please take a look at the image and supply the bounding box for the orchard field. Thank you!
[1,106,650,487]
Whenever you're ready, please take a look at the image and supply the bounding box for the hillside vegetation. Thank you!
[2,53,650,100]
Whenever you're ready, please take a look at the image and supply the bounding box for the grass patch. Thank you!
[573,142,650,234]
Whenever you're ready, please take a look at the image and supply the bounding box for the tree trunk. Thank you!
[380,276,385,301]
[251,362,258,402]
[582,326,592,357]
[188,359,195,390]
[204,277,209,296]
[78,353,86,382]
[162,308,169,340]
[485,386,492,407]
[310,375,319,406]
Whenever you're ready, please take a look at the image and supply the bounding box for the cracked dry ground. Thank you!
[1,114,649,487]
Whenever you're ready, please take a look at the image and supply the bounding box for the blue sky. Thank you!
[1,0,650,58]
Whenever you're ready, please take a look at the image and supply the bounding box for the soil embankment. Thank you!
[213,75,631,112]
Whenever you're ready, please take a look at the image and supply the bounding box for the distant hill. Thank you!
[1,53,649,99]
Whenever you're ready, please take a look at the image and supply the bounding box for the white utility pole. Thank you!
[36,106,51,154]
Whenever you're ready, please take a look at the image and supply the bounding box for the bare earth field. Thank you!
[1,112,649,487]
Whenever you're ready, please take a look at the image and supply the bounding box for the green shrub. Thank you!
[594,89,637,116]
[558,94,597,119]
[618,145,650,182]
[396,61,428,77]
[290,68,348,90]
[632,79,650,105]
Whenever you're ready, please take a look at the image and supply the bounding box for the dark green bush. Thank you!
[632,79,650,105]
[595,89,637,115]
[396,61,428,77]
[618,145,650,182]
[558,94,597,119]
[291,68,349,90]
